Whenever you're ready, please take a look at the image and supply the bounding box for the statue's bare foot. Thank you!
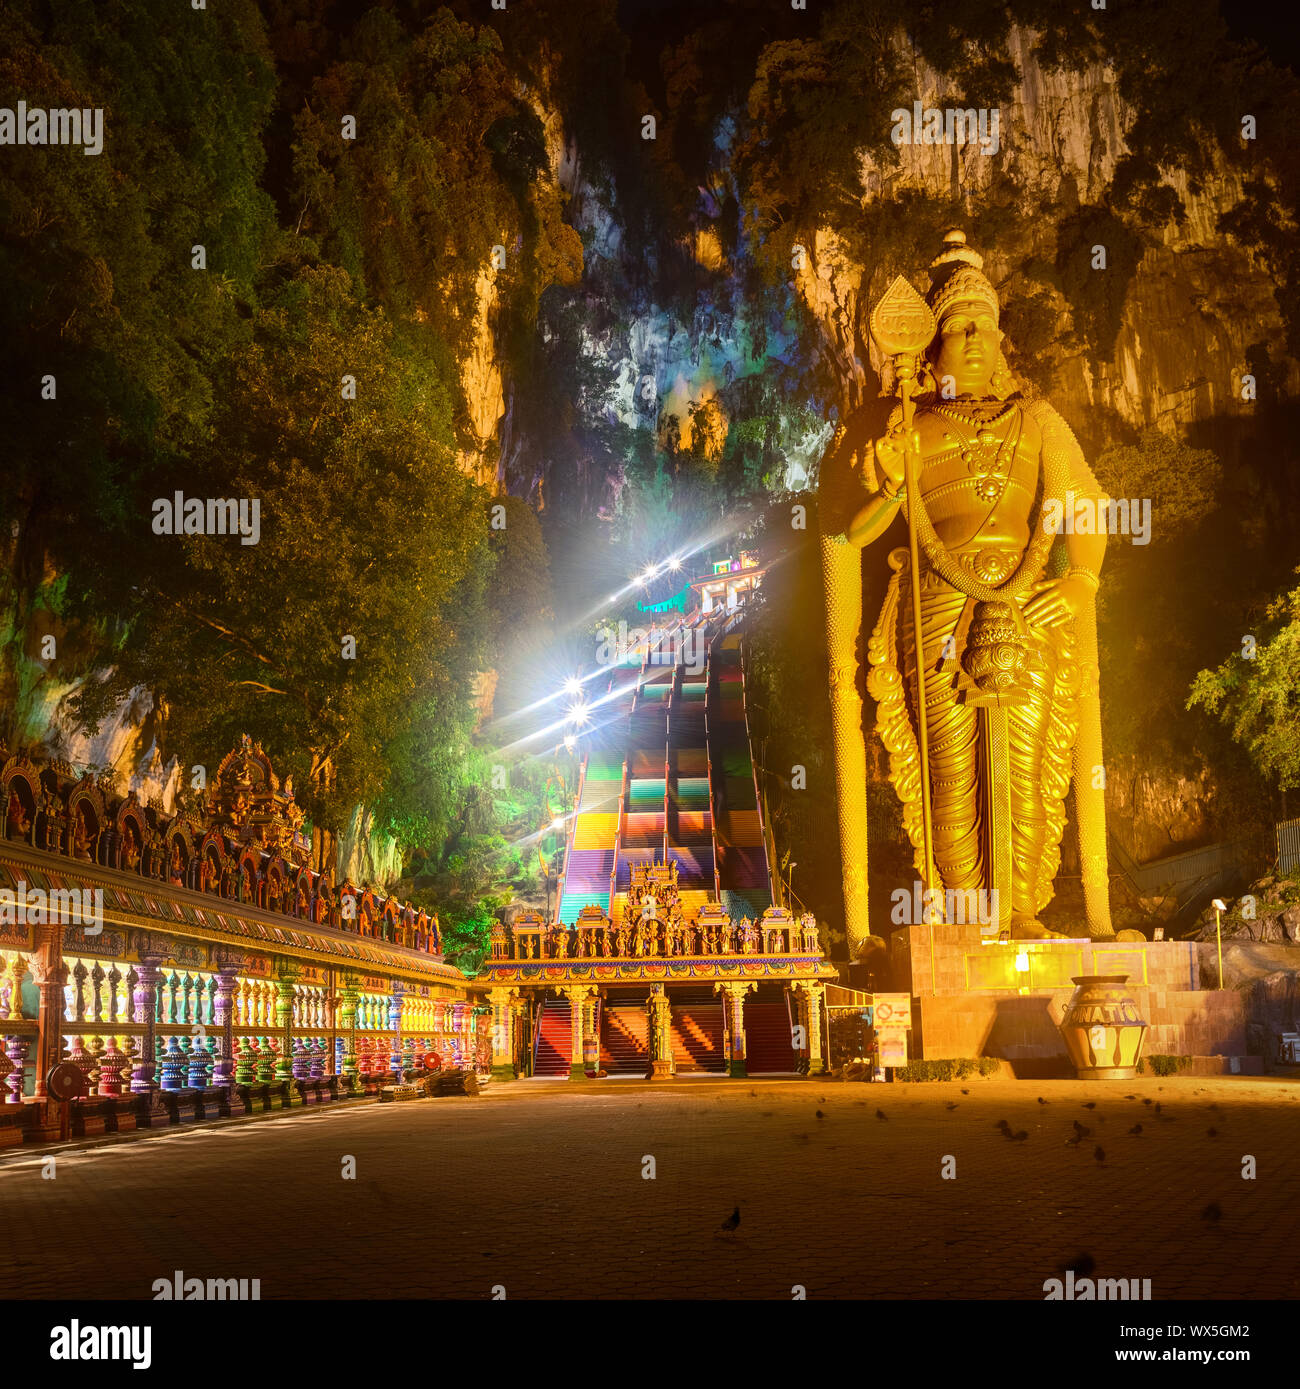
[1009,915,1068,941]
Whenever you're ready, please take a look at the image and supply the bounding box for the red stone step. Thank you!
[534,998,572,1077]
[743,999,797,1073]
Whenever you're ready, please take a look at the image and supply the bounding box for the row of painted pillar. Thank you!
[486,980,827,1080]
[0,925,478,1139]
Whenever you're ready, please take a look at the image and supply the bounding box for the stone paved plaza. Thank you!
[2,1075,1297,1301]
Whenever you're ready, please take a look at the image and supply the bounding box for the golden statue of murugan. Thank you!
[820,229,1114,946]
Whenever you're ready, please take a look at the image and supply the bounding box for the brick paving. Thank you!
[1,1074,1297,1300]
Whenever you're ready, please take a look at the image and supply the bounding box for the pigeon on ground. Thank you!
[1206,1127,1218,1137]
[945,1102,959,1111]
[1094,1146,1105,1163]
[876,1109,888,1121]
[1065,1133,1083,1147]
[1142,1098,1153,1107]
[1072,1120,1092,1137]
[1128,1123,1143,1135]
[1037,1097,1049,1105]
[995,1119,1012,1133]
[1008,1130,1028,1142]
[815,1109,826,1120]
[717,1206,741,1238]
[1201,1202,1222,1224]
[1058,1253,1096,1277]
[1082,1102,1097,1110]
[1154,1102,1162,1114]
[961,1089,970,1095]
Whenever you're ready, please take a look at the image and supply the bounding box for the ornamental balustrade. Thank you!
[2,961,486,1114]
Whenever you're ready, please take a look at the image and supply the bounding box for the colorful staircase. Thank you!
[558,600,774,934]
[709,632,772,918]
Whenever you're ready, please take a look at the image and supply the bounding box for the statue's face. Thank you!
[930,297,1001,396]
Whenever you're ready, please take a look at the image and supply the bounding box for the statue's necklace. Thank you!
[932,401,1017,504]
[904,396,1067,604]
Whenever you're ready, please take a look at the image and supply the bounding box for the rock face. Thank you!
[1196,877,1300,946]
[337,804,404,893]
[458,264,507,491]
[801,25,1297,432]
[1103,757,1220,863]
[1208,945,1300,1063]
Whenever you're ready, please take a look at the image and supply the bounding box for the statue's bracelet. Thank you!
[880,479,903,504]
[1067,565,1101,592]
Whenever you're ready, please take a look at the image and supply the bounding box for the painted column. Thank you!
[581,994,601,1073]
[324,972,339,1079]
[388,982,404,1078]
[648,984,674,1080]
[5,952,27,1022]
[562,985,593,1080]
[788,983,808,1072]
[717,981,755,1079]
[798,981,827,1075]
[275,971,302,1104]
[130,957,163,1094]
[29,922,67,1105]
[337,978,359,1092]
[213,967,238,1088]
[487,987,518,1082]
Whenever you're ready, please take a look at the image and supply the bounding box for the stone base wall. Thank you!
[894,922,1253,1070]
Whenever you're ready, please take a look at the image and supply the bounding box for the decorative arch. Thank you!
[65,779,107,862]
[198,830,228,897]
[236,848,262,906]
[164,824,195,888]
[264,856,289,914]
[115,794,148,875]
[378,897,400,944]
[1,757,39,845]
[289,866,313,919]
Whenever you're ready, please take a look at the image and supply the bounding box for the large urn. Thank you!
[1058,975,1148,1080]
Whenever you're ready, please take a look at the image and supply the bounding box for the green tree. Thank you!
[69,264,494,837]
[1188,572,1300,793]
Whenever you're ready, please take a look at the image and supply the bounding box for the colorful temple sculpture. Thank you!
[482,585,836,1080]
[0,737,486,1146]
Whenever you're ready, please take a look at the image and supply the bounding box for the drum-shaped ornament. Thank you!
[1058,974,1148,1080]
